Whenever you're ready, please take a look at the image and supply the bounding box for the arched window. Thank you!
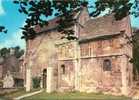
[61,64,65,74]
[103,59,111,71]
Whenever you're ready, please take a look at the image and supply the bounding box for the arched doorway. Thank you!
[42,69,47,89]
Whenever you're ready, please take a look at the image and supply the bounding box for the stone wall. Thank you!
[25,31,61,91]
[78,34,133,95]
[58,60,75,91]
[57,41,76,91]
[80,36,123,57]
[26,31,61,77]
[25,10,133,95]
[57,42,76,60]
[79,57,122,95]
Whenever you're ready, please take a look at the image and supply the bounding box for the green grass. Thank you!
[22,92,131,100]
[1,88,41,99]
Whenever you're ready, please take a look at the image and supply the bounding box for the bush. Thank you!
[32,77,41,89]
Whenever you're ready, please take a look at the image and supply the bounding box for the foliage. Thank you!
[0,46,24,58]
[13,0,85,40]
[32,77,41,89]
[14,46,24,58]
[90,0,133,20]
[0,48,10,58]
[13,0,139,40]
[0,26,7,33]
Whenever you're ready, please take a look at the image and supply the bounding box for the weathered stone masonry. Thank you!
[25,7,133,96]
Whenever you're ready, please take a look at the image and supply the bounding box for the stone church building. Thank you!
[25,7,133,96]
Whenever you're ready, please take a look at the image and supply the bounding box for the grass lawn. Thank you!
[22,92,131,100]
[0,88,41,100]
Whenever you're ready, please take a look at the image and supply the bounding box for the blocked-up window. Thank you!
[103,59,111,71]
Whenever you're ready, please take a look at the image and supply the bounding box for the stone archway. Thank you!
[42,69,47,89]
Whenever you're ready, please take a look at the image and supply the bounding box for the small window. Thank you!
[43,69,47,75]
[61,64,65,74]
[103,59,111,71]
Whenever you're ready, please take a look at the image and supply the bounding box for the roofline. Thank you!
[36,27,58,34]
[79,32,124,43]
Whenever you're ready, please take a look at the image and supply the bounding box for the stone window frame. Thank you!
[103,59,112,71]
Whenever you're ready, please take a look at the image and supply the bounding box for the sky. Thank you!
[0,0,26,49]
[0,0,139,50]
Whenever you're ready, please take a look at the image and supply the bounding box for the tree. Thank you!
[90,0,137,19]
[0,46,24,58]
[13,0,139,40]
[14,46,24,58]
[0,48,10,58]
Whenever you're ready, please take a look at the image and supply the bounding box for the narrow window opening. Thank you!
[103,59,111,71]
[61,64,65,74]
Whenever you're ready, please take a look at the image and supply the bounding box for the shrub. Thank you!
[32,77,41,88]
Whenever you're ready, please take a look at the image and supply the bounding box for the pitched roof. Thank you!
[34,17,59,33]
[34,7,89,34]
[79,14,129,38]
[34,10,130,40]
